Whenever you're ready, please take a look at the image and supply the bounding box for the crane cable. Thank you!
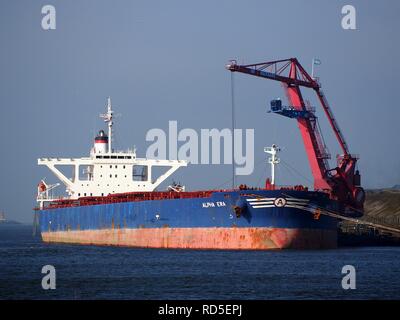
[280,159,313,185]
[230,72,236,189]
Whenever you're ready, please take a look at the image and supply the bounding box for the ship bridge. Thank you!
[37,98,187,206]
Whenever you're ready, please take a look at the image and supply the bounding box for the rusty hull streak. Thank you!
[42,227,337,250]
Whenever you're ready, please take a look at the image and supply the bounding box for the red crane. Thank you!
[226,58,365,214]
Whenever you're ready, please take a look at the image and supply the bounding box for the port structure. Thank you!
[270,99,315,119]
[226,58,365,213]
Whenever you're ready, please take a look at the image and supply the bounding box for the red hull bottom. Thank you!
[41,227,337,250]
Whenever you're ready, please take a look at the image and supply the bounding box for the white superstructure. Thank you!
[37,98,187,207]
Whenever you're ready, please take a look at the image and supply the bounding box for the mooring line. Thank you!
[281,193,400,234]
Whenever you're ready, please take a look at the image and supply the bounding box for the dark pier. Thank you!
[337,188,400,247]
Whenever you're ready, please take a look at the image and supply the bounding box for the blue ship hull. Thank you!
[37,189,340,249]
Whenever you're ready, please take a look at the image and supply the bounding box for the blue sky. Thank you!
[1,0,399,222]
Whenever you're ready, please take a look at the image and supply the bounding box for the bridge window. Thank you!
[133,165,148,181]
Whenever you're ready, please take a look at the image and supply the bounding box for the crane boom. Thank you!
[315,89,348,155]
[226,57,365,213]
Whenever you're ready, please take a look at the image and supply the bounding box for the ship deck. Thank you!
[35,184,312,210]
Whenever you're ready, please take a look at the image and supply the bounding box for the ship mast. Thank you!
[100,97,114,153]
[264,144,280,185]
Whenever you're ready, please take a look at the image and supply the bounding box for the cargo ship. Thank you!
[34,58,365,249]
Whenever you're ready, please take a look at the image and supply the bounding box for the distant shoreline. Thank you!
[0,220,25,225]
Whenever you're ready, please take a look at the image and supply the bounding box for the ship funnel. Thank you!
[94,130,108,154]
